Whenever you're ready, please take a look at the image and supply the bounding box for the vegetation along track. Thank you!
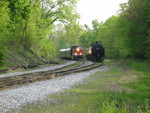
[0,61,103,90]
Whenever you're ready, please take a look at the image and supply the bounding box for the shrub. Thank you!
[0,50,4,66]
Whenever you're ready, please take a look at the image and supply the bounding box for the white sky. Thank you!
[77,0,128,27]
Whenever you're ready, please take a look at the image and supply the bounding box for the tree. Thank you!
[0,0,9,66]
[119,0,150,58]
[0,0,9,47]
[79,20,102,48]
[1,0,79,58]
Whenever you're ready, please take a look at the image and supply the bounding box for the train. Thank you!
[60,45,83,60]
[86,42,105,62]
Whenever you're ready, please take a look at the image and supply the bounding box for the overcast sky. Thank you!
[77,0,128,27]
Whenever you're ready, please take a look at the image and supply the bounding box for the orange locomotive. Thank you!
[60,45,83,60]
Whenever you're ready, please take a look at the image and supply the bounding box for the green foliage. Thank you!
[0,0,9,66]
[99,101,127,113]
[117,0,150,58]
[143,0,150,58]
[0,0,10,47]
[0,0,79,63]
[79,0,150,59]
[79,20,102,48]
[37,38,57,59]
[100,16,120,58]
[64,23,82,46]
[0,49,4,66]
[80,31,94,48]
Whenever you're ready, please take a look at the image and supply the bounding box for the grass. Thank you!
[15,59,150,113]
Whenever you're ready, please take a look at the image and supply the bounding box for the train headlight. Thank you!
[74,53,77,56]
[88,50,92,54]
[76,48,80,52]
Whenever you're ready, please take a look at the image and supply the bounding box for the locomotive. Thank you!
[60,45,83,60]
[86,42,105,62]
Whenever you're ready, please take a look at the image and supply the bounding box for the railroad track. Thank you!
[0,61,103,90]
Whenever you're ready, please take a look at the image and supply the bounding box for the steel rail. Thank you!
[0,61,102,90]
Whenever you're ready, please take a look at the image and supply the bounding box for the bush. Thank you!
[99,101,127,113]
[0,50,4,66]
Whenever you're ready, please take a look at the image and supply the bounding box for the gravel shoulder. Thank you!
[0,65,108,113]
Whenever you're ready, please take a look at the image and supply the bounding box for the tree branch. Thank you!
[44,17,59,28]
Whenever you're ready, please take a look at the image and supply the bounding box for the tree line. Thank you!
[79,0,150,59]
[0,0,149,67]
[0,0,80,66]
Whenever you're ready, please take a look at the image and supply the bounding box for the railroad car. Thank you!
[60,45,83,60]
[86,42,105,62]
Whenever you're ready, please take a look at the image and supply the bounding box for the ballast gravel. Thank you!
[0,66,108,113]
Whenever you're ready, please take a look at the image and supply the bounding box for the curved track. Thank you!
[0,61,103,90]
